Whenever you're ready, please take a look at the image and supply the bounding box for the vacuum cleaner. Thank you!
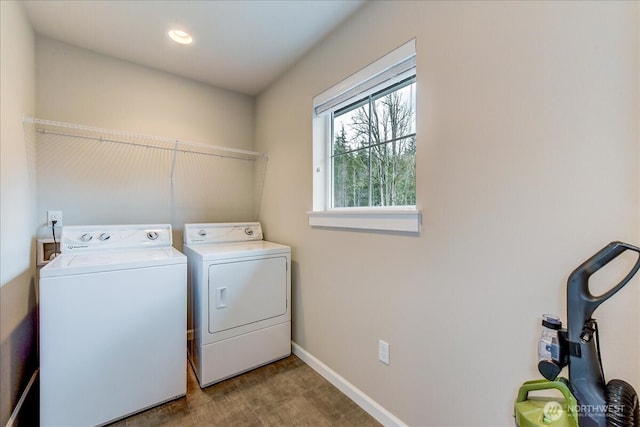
[515,241,640,427]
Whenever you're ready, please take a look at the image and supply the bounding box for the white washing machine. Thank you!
[182,222,291,388]
[39,224,187,426]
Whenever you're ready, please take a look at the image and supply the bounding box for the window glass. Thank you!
[331,77,416,208]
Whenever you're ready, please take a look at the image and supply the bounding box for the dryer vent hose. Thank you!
[606,379,639,427]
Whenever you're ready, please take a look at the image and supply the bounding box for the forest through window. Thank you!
[331,76,416,208]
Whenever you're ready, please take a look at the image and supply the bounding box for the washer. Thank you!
[183,222,291,388]
[39,224,187,426]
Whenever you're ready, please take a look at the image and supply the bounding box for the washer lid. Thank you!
[39,247,186,278]
[184,240,290,260]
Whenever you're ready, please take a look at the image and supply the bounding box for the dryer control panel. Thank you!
[184,222,263,245]
[61,224,173,253]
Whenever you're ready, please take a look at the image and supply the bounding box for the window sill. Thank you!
[307,209,422,234]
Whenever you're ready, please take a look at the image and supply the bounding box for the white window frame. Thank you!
[308,39,421,233]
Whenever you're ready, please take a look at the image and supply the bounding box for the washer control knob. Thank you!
[99,233,111,241]
[146,231,159,240]
[244,228,254,236]
[80,233,93,242]
[198,229,206,237]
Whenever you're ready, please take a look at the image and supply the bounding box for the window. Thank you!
[309,39,421,233]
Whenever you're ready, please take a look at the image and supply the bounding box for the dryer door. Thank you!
[208,256,287,333]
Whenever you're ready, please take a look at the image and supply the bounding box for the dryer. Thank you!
[39,224,186,426]
[183,222,291,388]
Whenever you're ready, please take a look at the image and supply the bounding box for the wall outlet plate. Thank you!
[378,339,390,365]
[47,210,62,227]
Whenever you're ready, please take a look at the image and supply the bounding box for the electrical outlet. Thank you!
[378,339,390,365]
[47,210,62,227]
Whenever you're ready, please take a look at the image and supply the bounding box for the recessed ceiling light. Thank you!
[168,29,193,45]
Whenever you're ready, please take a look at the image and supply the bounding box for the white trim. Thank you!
[313,39,416,114]
[312,115,331,211]
[292,342,407,427]
[308,209,421,233]
[5,369,38,427]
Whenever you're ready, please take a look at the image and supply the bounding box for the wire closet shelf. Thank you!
[23,117,268,161]
[24,117,269,221]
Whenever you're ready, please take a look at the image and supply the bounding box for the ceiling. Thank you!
[22,0,365,96]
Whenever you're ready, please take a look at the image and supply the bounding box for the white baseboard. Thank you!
[5,368,38,427]
[291,341,406,427]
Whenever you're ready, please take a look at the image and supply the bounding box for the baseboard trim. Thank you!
[5,368,38,427]
[291,341,406,427]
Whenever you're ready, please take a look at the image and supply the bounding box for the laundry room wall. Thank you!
[34,37,258,247]
[255,1,639,426]
[0,1,37,425]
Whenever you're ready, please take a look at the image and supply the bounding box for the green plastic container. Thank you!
[514,379,578,427]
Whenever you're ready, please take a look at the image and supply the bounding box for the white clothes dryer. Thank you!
[39,224,186,426]
[183,222,291,388]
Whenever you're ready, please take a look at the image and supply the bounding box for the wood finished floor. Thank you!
[23,355,381,426]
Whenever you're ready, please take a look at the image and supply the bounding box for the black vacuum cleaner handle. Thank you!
[566,241,640,427]
[567,241,640,318]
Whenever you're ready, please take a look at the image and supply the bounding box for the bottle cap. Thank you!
[542,314,562,330]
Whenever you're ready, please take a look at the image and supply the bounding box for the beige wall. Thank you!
[0,1,37,425]
[35,37,255,150]
[255,1,640,425]
[34,37,257,245]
